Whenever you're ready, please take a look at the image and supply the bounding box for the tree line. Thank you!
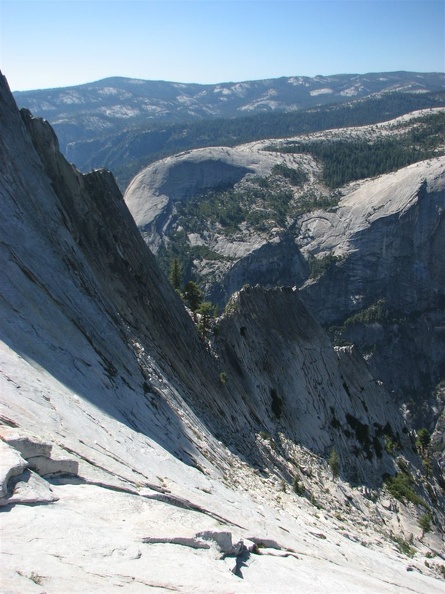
[99,91,445,189]
[274,111,445,188]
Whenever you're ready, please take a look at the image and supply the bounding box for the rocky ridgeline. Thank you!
[1,71,445,592]
[216,286,409,478]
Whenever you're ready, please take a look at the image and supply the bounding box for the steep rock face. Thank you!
[207,233,309,305]
[299,158,445,429]
[215,286,410,485]
[299,158,445,321]
[1,72,231,472]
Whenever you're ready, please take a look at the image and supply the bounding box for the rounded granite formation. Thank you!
[124,145,282,249]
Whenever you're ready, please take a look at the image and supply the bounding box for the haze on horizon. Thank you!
[1,0,444,92]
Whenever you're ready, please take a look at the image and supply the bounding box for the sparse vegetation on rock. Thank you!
[328,448,340,479]
[416,428,431,457]
[384,470,429,510]
[418,512,433,540]
[292,476,304,495]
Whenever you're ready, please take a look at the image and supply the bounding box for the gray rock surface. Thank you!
[299,157,445,321]
[215,286,409,485]
[0,427,78,506]
[0,469,59,507]
[0,426,52,459]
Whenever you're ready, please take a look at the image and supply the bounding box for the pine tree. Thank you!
[416,428,431,456]
[328,447,340,480]
[197,301,214,338]
[418,513,432,540]
[168,258,182,293]
[183,281,202,313]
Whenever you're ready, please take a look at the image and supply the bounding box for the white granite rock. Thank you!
[0,469,58,507]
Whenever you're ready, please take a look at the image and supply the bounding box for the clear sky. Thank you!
[1,0,444,92]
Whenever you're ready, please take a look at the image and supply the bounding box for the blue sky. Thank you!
[1,0,444,91]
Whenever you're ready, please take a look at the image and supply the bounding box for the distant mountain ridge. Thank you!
[14,72,445,130]
[14,71,445,189]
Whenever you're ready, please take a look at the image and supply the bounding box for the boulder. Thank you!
[0,440,27,498]
[0,469,58,507]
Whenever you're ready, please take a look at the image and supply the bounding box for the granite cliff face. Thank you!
[1,71,444,592]
[1,73,231,472]
[299,158,445,430]
[215,286,411,486]
[299,158,445,321]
